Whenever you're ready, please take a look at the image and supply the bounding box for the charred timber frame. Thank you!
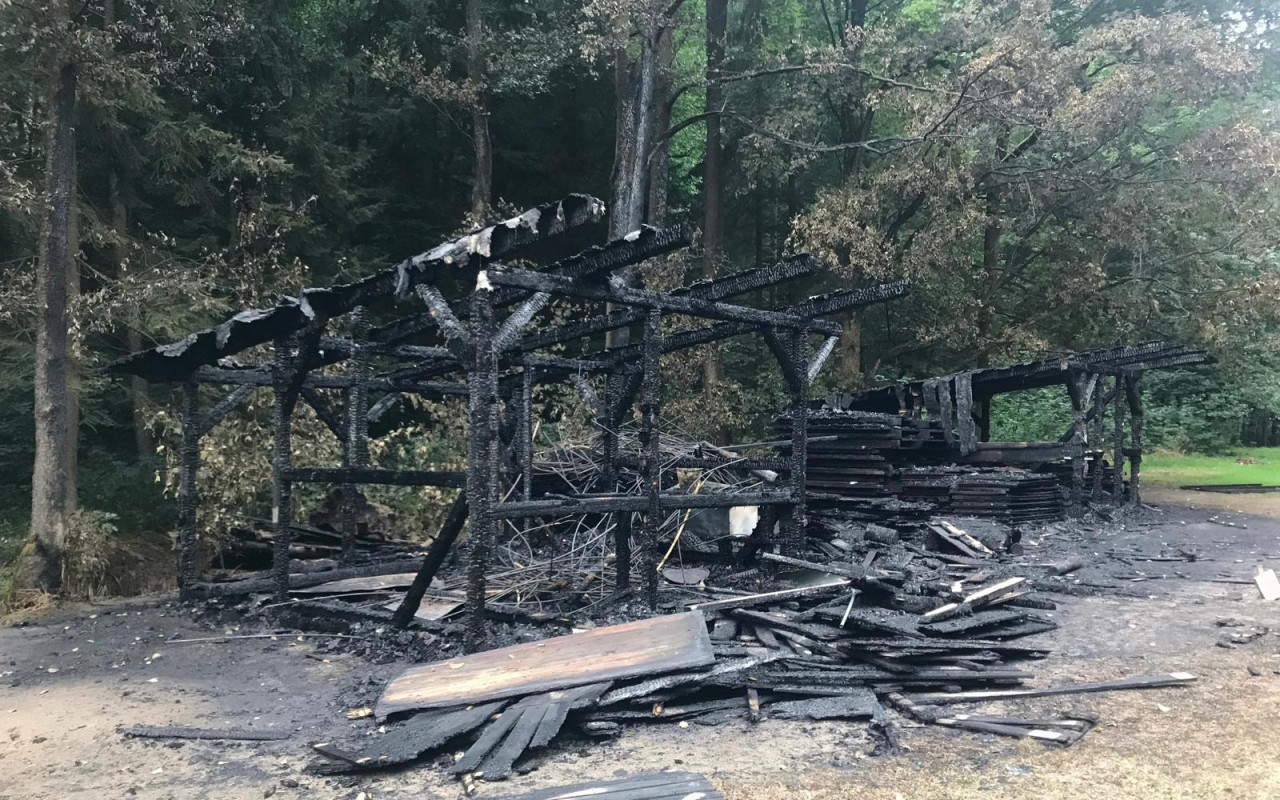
[110,194,920,650]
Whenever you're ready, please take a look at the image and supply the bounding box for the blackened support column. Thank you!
[1112,375,1126,500]
[465,281,498,652]
[1125,371,1145,509]
[270,337,297,600]
[341,307,371,563]
[785,328,810,553]
[177,378,200,599]
[602,369,630,594]
[1065,370,1088,518]
[519,366,534,502]
[639,309,663,609]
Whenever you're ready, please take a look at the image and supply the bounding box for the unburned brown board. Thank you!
[375,612,714,718]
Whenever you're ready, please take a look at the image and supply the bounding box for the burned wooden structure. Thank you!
[810,342,1212,517]
[108,194,910,651]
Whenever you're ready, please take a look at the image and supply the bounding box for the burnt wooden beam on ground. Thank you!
[904,672,1196,705]
[190,557,426,597]
[124,725,291,742]
[478,772,725,800]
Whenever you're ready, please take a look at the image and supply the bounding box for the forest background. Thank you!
[2,0,1279,596]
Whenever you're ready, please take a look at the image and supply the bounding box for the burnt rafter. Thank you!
[485,264,842,332]
[107,194,605,382]
[516,254,820,354]
[598,281,911,367]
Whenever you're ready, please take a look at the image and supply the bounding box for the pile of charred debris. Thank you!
[106,195,1209,784]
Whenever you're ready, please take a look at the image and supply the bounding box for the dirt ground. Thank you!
[2,504,1278,800]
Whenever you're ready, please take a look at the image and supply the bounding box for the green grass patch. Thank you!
[1142,447,1280,487]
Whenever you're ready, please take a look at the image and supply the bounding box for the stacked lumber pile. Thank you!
[951,471,1064,524]
[775,408,1065,523]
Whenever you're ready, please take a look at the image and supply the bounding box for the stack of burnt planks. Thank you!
[777,408,1064,522]
[950,471,1064,524]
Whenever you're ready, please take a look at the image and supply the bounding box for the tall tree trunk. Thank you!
[607,16,660,350]
[15,49,78,596]
[702,0,727,390]
[977,131,1007,368]
[646,27,673,227]
[110,172,152,460]
[608,12,637,243]
[466,0,491,221]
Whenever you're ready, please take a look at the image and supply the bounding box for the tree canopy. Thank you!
[2,0,1278,591]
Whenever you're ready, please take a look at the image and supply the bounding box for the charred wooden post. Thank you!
[1089,378,1105,500]
[176,378,200,598]
[391,490,469,628]
[1125,372,1145,508]
[955,373,976,456]
[341,307,371,563]
[785,329,810,553]
[1065,371,1088,518]
[975,396,991,442]
[518,366,534,502]
[639,309,663,608]
[465,279,498,652]
[1112,376,1126,500]
[270,337,297,600]
[602,369,630,594]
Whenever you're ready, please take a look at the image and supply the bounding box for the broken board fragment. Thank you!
[661,566,710,586]
[453,683,609,780]
[376,612,714,718]
[478,771,724,800]
[312,701,505,773]
[124,725,290,741]
[292,572,418,595]
[904,672,1196,705]
[1255,566,1280,601]
[767,688,880,721]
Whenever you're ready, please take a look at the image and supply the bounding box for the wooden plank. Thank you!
[474,703,549,779]
[921,576,1025,621]
[376,612,714,718]
[123,725,289,741]
[479,772,724,800]
[529,683,611,749]
[311,701,504,773]
[381,594,465,622]
[905,672,1196,705]
[686,580,849,612]
[292,572,419,595]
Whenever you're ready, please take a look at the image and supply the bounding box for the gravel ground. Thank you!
[2,503,1277,800]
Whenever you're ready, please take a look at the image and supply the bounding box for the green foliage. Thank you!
[61,510,120,601]
[2,0,1280,597]
[1144,370,1250,455]
[1142,447,1280,486]
[990,386,1073,443]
